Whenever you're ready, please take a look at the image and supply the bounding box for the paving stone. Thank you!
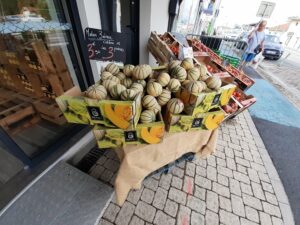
[141,188,155,204]
[98,219,114,225]
[151,172,161,180]
[225,147,234,158]
[115,201,135,225]
[241,183,253,196]
[177,160,186,169]
[103,159,119,172]
[262,201,281,217]
[259,212,272,225]
[258,172,270,183]
[233,171,250,184]
[207,166,217,181]
[96,155,108,166]
[195,159,207,167]
[176,205,191,225]
[164,199,178,217]
[194,185,206,200]
[220,209,240,225]
[207,155,216,167]
[159,173,172,190]
[237,164,247,174]
[185,162,196,177]
[168,187,187,205]
[183,176,194,194]
[247,168,260,183]
[243,151,254,162]
[217,165,233,178]
[195,175,212,190]
[153,187,168,210]
[215,150,226,159]
[135,201,156,223]
[109,173,117,186]
[196,166,206,177]
[129,216,145,225]
[236,157,250,167]
[217,158,227,168]
[231,194,245,217]
[251,182,265,200]
[171,167,184,178]
[143,177,159,191]
[218,174,229,186]
[242,194,262,211]
[265,192,278,205]
[229,178,241,196]
[89,165,105,179]
[153,210,175,225]
[261,181,274,193]
[272,216,284,225]
[240,218,258,225]
[230,143,242,151]
[206,190,219,213]
[103,203,120,222]
[191,211,205,225]
[212,182,230,198]
[226,157,237,170]
[250,162,267,173]
[127,188,144,205]
[100,169,114,182]
[219,196,232,212]
[187,195,206,214]
[234,150,244,159]
[171,176,183,189]
[205,210,219,225]
[245,206,259,223]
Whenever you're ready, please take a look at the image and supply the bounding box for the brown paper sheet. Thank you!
[113,129,218,205]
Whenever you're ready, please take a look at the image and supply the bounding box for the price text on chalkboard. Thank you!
[85,28,126,62]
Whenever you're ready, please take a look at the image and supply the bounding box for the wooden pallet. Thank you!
[32,99,66,125]
[0,98,40,135]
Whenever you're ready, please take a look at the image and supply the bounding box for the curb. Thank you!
[243,110,295,225]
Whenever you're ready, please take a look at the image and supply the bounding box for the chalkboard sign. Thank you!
[85,28,126,62]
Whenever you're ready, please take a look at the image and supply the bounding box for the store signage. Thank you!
[212,93,221,106]
[86,106,103,120]
[85,28,126,62]
[124,131,137,142]
[192,118,203,128]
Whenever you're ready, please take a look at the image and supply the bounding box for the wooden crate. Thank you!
[148,32,177,65]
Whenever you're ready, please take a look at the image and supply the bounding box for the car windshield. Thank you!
[265,35,280,43]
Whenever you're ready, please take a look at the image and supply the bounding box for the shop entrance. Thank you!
[98,0,140,64]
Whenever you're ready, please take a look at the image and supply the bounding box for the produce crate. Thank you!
[93,112,165,149]
[222,89,256,120]
[56,86,142,130]
[147,32,178,65]
[176,83,236,115]
[164,108,225,133]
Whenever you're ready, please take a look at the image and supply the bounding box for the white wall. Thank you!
[139,0,170,65]
[76,0,103,83]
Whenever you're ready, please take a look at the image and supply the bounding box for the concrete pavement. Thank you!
[89,110,294,225]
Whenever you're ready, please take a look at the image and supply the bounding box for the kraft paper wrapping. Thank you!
[113,129,218,205]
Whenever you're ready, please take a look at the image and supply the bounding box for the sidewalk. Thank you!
[90,111,294,225]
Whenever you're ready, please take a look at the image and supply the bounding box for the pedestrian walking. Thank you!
[239,20,267,69]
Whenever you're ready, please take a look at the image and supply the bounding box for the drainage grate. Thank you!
[76,147,107,173]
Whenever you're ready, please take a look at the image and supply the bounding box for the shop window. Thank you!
[0,1,86,164]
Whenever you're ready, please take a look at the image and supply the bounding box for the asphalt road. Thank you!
[243,66,300,224]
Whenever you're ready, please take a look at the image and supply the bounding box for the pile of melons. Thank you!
[84,58,222,124]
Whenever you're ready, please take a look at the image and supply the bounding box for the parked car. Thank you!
[263,35,284,60]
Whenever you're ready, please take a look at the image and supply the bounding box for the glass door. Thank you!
[0,0,89,175]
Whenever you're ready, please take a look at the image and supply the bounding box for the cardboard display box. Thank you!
[56,86,142,130]
[164,108,225,133]
[93,112,165,149]
[176,83,236,115]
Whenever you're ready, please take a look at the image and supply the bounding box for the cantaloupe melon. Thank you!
[167,98,184,114]
[123,64,135,77]
[206,76,222,90]
[157,89,171,106]
[132,64,152,80]
[142,95,158,109]
[187,67,200,81]
[168,78,181,92]
[181,58,194,70]
[147,82,163,97]
[109,84,126,99]
[140,110,156,123]
[105,63,119,75]
[86,85,107,100]
[120,89,136,101]
[157,72,170,87]
[171,66,187,81]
